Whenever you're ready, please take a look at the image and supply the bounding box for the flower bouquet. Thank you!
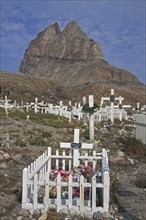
[49,165,94,200]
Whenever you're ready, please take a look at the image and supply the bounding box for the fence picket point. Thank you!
[103,171,110,212]
[80,175,84,214]
[68,174,72,209]
[57,173,61,211]
[62,149,65,170]
[93,150,96,170]
[48,147,51,173]
[56,149,59,169]
[85,152,88,166]
[44,171,50,210]
[69,150,72,171]
[92,175,96,213]
[34,173,38,209]
[22,167,28,209]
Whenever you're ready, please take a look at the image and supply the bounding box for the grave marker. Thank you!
[100,89,125,123]
[83,96,87,105]
[89,115,94,142]
[89,95,94,108]
[0,96,12,117]
[60,129,93,167]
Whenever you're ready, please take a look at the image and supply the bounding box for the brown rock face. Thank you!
[19,20,140,86]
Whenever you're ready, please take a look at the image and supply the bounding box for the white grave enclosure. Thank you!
[94,89,128,122]
[135,113,146,145]
[0,96,13,113]
[22,129,110,214]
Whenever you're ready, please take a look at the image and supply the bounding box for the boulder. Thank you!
[18,209,30,217]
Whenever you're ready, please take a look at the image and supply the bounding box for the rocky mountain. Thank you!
[19,21,140,87]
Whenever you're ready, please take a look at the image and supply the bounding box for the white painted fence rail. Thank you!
[22,146,110,214]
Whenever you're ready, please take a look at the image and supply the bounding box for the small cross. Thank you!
[60,129,93,167]
[0,96,12,116]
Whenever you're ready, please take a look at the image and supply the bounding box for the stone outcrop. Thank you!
[19,21,140,86]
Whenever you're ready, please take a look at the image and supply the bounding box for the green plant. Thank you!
[135,171,146,188]
[29,136,46,146]
[46,208,60,220]
[0,107,5,119]
[110,175,121,204]
[82,103,99,113]
[14,139,27,147]
[119,137,145,159]
[122,119,134,125]
[42,131,52,138]
[114,118,122,125]
[81,123,88,129]
[9,109,74,128]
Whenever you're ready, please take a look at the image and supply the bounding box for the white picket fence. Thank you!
[22,147,109,214]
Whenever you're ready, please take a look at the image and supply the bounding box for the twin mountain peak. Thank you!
[19,20,140,87]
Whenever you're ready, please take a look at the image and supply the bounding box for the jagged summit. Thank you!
[19,20,140,86]
[43,22,61,39]
[62,20,87,39]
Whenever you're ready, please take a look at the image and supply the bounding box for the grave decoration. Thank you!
[94,89,129,122]
[22,129,110,214]
[49,164,94,200]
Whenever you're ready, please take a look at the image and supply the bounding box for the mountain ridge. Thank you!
[18,20,139,86]
[1,21,145,105]
[0,71,145,106]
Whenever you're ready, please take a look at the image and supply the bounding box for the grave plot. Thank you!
[22,129,110,214]
[0,95,13,117]
[22,98,83,122]
[94,89,129,122]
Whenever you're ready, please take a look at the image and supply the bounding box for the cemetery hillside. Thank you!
[0,21,146,220]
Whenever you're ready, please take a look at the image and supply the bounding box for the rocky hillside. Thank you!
[0,71,146,106]
[19,21,140,87]
[0,109,146,220]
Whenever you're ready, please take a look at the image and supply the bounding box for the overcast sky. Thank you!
[0,0,145,84]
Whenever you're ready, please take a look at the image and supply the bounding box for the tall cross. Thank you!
[34,97,39,113]
[89,95,94,108]
[89,114,94,142]
[60,129,93,167]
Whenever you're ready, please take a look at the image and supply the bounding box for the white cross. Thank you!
[100,89,124,107]
[34,97,39,113]
[0,96,12,115]
[60,129,93,167]
[69,101,71,106]
[60,101,63,107]
[89,95,94,108]
[83,96,87,105]
[100,89,124,123]
[25,102,31,112]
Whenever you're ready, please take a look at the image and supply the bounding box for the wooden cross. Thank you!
[100,89,124,122]
[0,96,12,115]
[89,95,94,108]
[60,129,93,167]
